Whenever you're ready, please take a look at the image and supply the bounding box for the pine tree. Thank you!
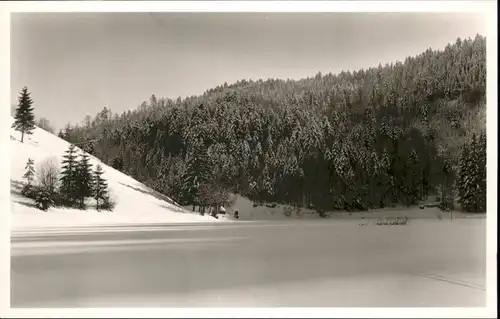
[182,139,212,209]
[468,134,479,212]
[403,150,422,205]
[439,159,455,211]
[23,158,35,186]
[457,142,470,209]
[22,158,36,196]
[60,144,79,205]
[458,133,485,213]
[58,130,65,139]
[82,141,96,156]
[12,87,36,143]
[182,154,198,209]
[34,187,54,211]
[476,131,487,212]
[76,152,93,208]
[93,164,109,211]
[111,155,124,171]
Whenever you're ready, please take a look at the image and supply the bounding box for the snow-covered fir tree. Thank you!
[93,164,109,211]
[60,144,79,205]
[23,158,35,186]
[12,87,36,143]
[76,152,93,208]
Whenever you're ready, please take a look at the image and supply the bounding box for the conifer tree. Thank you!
[468,134,479,212]
[22,158,36,196]
[93,164,109,211]
[182,139,212,209]
[457,142,470,209]
[457,133,486,213]
[34,188,54,211]
[76,152,93,208]
[60,144,79,205]
[403,150,422,205]
[439,159,455,211]
[476,131,487,212]
[182,154,198,209]
[12,87,36,143]
[111,155,124,171]
[23,158,35,186]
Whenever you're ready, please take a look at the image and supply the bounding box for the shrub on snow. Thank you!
[33,186,55,211]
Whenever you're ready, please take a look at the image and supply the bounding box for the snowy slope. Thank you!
[10,118,220,230]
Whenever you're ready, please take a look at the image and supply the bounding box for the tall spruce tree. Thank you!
[60,144,79,205]
[439,159,455,211]
[93,164,109,211]
[468,134,479,212]
[12,87,36,143]
[76,152,93,208]
[457,142,470,209]
[476,131,487,212]
[182,138,212,209]
[457,133,487,213]
[403,150,422,206]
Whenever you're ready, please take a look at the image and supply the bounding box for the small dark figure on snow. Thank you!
[234,210,239,219]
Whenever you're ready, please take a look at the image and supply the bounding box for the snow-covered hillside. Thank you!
[10,118,220,230]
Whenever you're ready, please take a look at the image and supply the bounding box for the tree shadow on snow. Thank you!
[158,204,190,214]
[11,180,39,209]
[12,199,38,209]
[10,180,25,196]
[118,182,178,207]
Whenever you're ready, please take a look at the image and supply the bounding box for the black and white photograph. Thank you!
[0,1,497,317]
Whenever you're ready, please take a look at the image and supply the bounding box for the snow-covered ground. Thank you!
[10,118,221,231]
[225,194,483,221]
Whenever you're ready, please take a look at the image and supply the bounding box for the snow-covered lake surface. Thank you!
[11,218,487,308]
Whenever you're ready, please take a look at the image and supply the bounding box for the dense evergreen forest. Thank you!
[63,35,487,214]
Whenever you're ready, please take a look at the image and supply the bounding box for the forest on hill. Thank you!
[62,35,487,214]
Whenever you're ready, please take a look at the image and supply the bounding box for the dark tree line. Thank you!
[62,35,487,214]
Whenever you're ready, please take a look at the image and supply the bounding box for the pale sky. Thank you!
[11,12,487,130]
